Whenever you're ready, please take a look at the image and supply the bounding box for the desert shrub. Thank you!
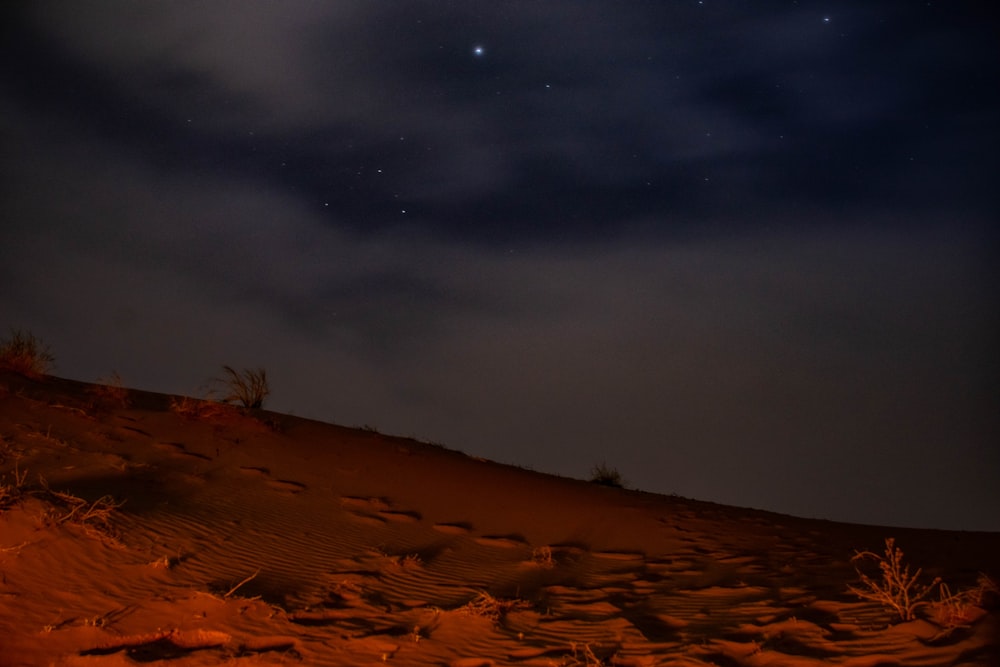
[848,537,941,622]
[972,573,999,609]
[38,477,124,536]
[568,642,615,667]
[0,462,29,512]
[930,582,981,629]
[531,545,556,569]
[50,491,124,529]
[0,329,54,378]
[216,365,269,409]
[928,573,999,629]
[459,591,531,623]
[589,462,624,488]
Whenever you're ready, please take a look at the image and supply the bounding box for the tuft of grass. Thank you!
[848,537,941,622]
[927,573,999,629]
[459,591,531,624]
[531,545,556,569]
[0,329,54,379]
[930,582,980,629]
[39,485,125,543]
[566,642,615,666]
[55,493,124,528]
[973,572,999,609]
[588,462,624,488]
[216,365,269,409]
[0,460,29,512]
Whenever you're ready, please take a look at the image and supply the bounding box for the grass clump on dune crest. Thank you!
[215,365,269,409]
[588,462,624,488]
[0,329,54,379]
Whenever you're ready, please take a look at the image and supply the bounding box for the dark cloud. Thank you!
[10,1,995,239]
[2,1,997,529]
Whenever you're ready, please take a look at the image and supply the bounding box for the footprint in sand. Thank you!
[348,513,388,527]
[474,535,528,549]
[433,522,473,535]
[238,465,307,494]
[340,496,391,512]
[155,442,211,461]
[377,509,421,522]
[266,479,307,494]
[592,550,646,562]
[340,496,421,524]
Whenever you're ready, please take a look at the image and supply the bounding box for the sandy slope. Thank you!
[1,371,997,666]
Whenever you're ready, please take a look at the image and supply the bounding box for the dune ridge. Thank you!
[1,371,997,666]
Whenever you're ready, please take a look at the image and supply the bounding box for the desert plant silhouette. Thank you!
[589,462,624,488]
[0,329,54,378]
[215,366,269,409]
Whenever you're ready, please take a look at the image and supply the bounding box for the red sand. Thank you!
[1,371,997,666]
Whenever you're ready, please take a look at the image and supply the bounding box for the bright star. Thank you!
[472,45,485,57]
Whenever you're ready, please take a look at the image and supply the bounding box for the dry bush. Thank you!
[0,329,54,378]
[391,553,423,569]
[0,461,29,511]
[928,573,1000,629]
[848,537,941,622]
[565,642,615,667]
[215,365,269,409]
[589,462,624,488]
[43,485,125,534]
[930,583,981,629]
[972,573,999,609]
[459,591,531,623]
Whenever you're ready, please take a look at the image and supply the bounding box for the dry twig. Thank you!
[848,538,940,622]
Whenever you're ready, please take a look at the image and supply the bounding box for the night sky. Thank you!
[2,2,997,531]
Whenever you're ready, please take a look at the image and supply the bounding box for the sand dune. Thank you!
[1,371,997,666]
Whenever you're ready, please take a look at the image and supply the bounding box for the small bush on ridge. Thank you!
[216,366,269,409]
[0,329,54,378]
[589,462,624,488]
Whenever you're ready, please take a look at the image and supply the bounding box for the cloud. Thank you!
[4,104,995,530]
[21,1,973,235]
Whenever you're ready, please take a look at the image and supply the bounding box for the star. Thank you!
[472,45,485,57]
